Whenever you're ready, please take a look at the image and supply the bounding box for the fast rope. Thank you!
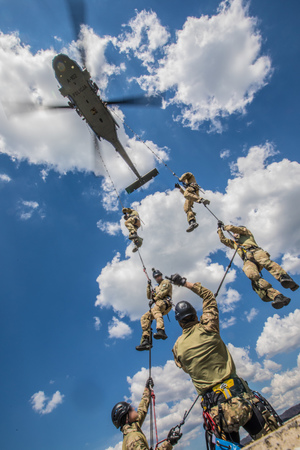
[110,108,180,181]
[96,146,124,209]
[137,248,152,282]
[214,247,238,298]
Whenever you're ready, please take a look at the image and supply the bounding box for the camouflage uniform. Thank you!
[172,283,278,440]
[123,208,141,239]
[217,225,291,302]
[140,279,172,342]
[121,387,172,450]
[178,172,203,223]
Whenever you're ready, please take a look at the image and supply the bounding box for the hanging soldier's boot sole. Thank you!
[186,222,199,233]
[132,237,143,253]
[153,329,168,340]
[271,294,291,309]
[136,340,152,351]
[279,275,299,291]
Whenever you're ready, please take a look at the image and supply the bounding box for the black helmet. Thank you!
[111,401,131,429]
[175,301,196,322]
[152,268,162,279]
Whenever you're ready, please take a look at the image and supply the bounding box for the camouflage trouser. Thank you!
[183,187,203,222]
[209,392,279,439]
[140,300,172,341]
[242,249,287,301]
[125,217,141,238]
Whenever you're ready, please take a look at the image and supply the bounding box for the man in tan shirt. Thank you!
[169,273,279,444]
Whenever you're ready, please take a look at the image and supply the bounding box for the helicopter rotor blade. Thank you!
[65,0,87,68]
[2,101,72,117]
[105,94,164,107]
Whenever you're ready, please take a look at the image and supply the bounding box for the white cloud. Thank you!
[30,390,64,415]
[244,307,258,323]
[220,316,236,329]
[218,288,241,313]
[256,309,300,358]
[227,344,281,382]
[97,219,121,236]
[0,30,165,210]
[96,144,300,324]
[220,149,230,159]
[108,317,133,339]
[117,10,170,66]
[93,316,101,331]
[281,253,300,275]
[130,0,272,130]
[0,173,11,182]
[18,200,43,220]
[261,354,300,412]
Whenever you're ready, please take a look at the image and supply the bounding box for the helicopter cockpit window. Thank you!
[57,62,66,72]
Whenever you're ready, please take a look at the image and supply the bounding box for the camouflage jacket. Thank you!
[123,208,140,219]
[172,283,236,395]
[121,388,172,450]
[147,279,172,301]
[217,226,259,260]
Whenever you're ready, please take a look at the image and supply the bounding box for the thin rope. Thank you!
[214,247,238,298]
[137,248,152,282]
[95,145,124,209]
[149,327,154,448]
[110,108,180,180]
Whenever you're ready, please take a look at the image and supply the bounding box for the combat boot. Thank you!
[136,339,152,351]
[129,232,138,240]
[186,219,199,233]
[279,274,299,291]
[271,294,291,309]
[153,329,168,340]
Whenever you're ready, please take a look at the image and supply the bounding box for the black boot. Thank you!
[272,294,291,309]
[136,339,152,351]
[186,219,199,233]
[153,329,168,340]
[129,232,138,240]
[279,274,299,291]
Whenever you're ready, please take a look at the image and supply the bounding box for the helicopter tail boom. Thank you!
[126,168,159,194]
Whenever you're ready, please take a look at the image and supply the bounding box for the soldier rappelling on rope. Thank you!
[217,222,299,309]
[175,172,210,233]
[167,273,281,446]
[111,377,181,449]
[136,268,172,351]
[123,207,143,252]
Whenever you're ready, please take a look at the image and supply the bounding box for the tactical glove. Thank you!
[168,273,187,286]
[174,183,180,189]
[167,428,182,445]
[147,280,152,285]
[217,220,224,229]
[146,377,154,389]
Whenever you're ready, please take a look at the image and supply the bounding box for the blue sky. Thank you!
[0,0,300,449]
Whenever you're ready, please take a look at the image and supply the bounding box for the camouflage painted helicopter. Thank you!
[52,53,159,193]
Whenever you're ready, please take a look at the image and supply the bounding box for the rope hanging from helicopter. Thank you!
[91,133,125,209]
[110,108,181,181]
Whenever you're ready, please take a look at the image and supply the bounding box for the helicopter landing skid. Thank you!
[126,168,159,194]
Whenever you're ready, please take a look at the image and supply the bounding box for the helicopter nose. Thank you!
[52,54,68,72]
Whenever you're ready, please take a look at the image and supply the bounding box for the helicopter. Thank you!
[52,53,159,194]
[4,0,162,194]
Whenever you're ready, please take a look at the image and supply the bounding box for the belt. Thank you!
[202,377,248,410]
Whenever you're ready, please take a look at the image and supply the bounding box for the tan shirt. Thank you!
[172,283,236,395]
